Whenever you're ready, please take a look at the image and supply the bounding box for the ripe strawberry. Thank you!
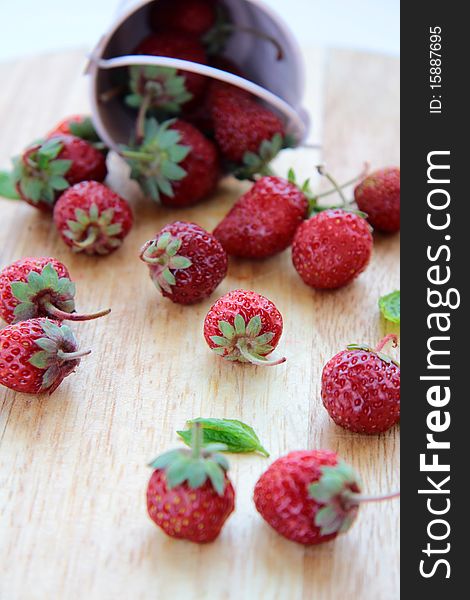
[150,0,217,37]
[292,209,373,289]
[0,257,110,324]
[147,423,235,543]
[354,167,400,233]
[0,318,90,394]
[182,60,246,135]
[48,116,108,154]
[214,176,308,258]
[130,32,208,116]
[322,334,400,434]
[12,135,107,211]
[255,450,399,545]
[204,289,285,366]
[140,221,227,305]
[210,85,287,179]
[53,181,133,256]
[122,118,220,207]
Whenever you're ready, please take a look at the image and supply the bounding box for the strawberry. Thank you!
[0,257,110,324]
[322,334,400,434]
[254,451,398,545]
[12,135,107,211]
[121,118,220,207]
[213,176,308,258]
[150,0,217,37]
[129,32,208,119]
[147,423,235,543]
[140,221,227,305]
[47,115,107,153]
[354,167,400,233]
[204,289,285,366]
[0,318,90,394]
[292,209,373,289]
[53,181,133,256]
[210,85,288,179]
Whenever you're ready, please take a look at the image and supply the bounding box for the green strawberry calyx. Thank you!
[126,65,193,130]
[347,334,400,367]
[231,133,288,181]
[69,117,107,153]
[309,460,399,536]
[12,138,72,208]
[63,203,123,255]
[210,313,286,367]
[120,118,190,202]
[148,422,230,496]
[29,319,91,392]
[140,232,192,294]
[11,262,110,323]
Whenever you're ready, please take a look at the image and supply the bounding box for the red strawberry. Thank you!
[182,59,246,135]
[322,334,400,434]
[140,221,227,305]
[122,118,220,207]
[214,176,308,258]
[204,289,285,366]
[254,451,362,545]
[131,32,208,114]
[354,167,400,233]
[12,135,107,211]
[0,318,90,394]
[48,116,107,154]
[147,423,235,543]
[0,257,110,324]
[254,450,399,545]
[48,115,86,136]
[292,209,373,289]
[53,181,133,256]
[150,0,217,37]
[210,85,287,179]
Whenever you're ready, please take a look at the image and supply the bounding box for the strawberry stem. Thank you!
[73,227,98,249]
[316,165,349,206]
[136,91,153,144]
[351,490,400,503]
[315,163,370,200]
[57,348,92,361]
[375,334,399,353]
[42,301,111,322]
[236,341,286,367]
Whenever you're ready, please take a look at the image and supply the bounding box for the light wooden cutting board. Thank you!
[0,47,400,600]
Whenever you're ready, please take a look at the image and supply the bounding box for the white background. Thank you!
[0,0,399,61]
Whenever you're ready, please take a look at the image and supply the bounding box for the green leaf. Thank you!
[203,461,226,496]
[177,418,269,457]
[0,170,20,199]
[379,290,400,324]
[168,256,192,269]
[10,281,31,302]
[246,316,262,337]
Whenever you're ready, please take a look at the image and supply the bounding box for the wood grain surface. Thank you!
[0,47,400,600]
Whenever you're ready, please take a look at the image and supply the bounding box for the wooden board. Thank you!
[0,47,400,600]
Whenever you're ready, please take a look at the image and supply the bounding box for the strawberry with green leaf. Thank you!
[147,422,235,543]
[121,118,219,207]
[0,257,110,324]
[48,115,108,153]
[254,450,399,545]
[53,181,133,256]
[0,318,90,394]
[12,135,107,211]
[204,289,285,366]
[140,221,227,304]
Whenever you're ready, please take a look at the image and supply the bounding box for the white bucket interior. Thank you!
[88,0,309,151]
